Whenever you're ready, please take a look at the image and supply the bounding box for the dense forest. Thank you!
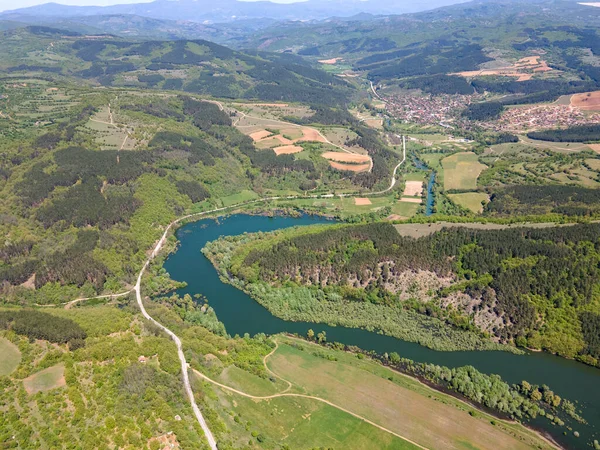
[527,124,600,143]
[217,222,600,365]
[485,185,600,217]
[0,309,86,349]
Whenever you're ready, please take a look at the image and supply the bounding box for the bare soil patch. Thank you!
[454,56,552,82]
[400,197,422,204]
[243,103,289,107]
[273,135,294,145]
[588,144,600,153]
[571,91,600,110]
[354,198,372,206]
[274,145,303,155]
[249,129,273,141]
[297,127,327,143]
[322,152,371,163]
[318,57,342,65]
[329,161,371,172]
[363,119,384,129]
[403,181,424,197]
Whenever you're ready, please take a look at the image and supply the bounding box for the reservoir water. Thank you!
[164,214,599,449]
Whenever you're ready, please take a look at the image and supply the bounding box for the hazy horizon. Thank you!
[0,0,306,14]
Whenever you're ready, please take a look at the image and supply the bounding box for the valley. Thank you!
[1,0,600,449]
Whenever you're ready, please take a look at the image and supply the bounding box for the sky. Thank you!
[0,0,304,13]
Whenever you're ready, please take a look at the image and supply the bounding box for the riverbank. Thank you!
[162,214,600,449]
[278,334,563,450]
[202,229,518,353]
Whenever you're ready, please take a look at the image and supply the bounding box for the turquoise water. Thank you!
[164,214,599,449]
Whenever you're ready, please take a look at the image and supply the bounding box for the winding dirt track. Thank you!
[192,339,429,450]
[56,98,409,449]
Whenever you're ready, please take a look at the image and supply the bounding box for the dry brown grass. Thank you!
[571,91,600,110]
[273,145,303,155]
[400,197,422,204]
[363,119,384,129]
[386,214,407,221]
[329,161,371,172]
[354,198,372,206]
[403,181,424,197]
[322,152,371,163]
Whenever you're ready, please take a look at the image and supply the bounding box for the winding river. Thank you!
[164,214,599,449]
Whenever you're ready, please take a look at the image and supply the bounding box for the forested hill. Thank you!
[0,26,353,105]
[225,222,600,366]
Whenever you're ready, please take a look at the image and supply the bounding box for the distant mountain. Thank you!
[0,26,354,105]
[1,0,471,23]
[0,13,275,43]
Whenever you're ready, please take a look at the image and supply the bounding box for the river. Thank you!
[413,157,435,216]
[164,214,599,449]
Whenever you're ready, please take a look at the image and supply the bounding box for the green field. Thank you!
[442,152,487,190]
[208,386,415,449]
[448,192,490,213]
[198,336,554,450]
[23,364,66,395]
[0,337,21,376]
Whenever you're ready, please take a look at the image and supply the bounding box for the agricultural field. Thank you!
[194,334,553,450]
[571,91,600,110]
[454,55,553,82]
[442,152,487,190]
[0,337,21,376]
[448,192,490,213]
[83,106,138,151]
[266,338,551,450]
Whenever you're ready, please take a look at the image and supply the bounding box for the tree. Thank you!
[317,331,327,343]
[307,329,315,340]
[531,389,542,401]
[389,352,401,364]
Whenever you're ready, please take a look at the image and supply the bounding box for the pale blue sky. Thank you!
[0,0,304,13]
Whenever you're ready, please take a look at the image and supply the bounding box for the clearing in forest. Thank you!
[273,145,303,155]
[448,192,490,213]
[571,91,600,110]
[0,338,21,376]
[442,152,487,190]
[321,152,371,163]
[453,56,552,82]
[354,198,372,206]
[23,364,66,395]
[244,125,327,149]
[328,161,371,172]
[318,57,343,65]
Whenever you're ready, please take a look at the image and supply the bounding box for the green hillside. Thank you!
[0,26,353,105]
